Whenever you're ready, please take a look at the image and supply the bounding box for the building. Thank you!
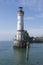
[13,7,25,48]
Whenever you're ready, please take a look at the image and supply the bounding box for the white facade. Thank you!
[17,7,24,41]
[17,15,24,30]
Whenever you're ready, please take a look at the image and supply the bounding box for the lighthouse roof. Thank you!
[17,7,24,14]
[19,7,23,10]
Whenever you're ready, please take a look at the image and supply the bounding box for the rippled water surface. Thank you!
[0,41,43,65]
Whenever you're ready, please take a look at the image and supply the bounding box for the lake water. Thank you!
[0,41,43,65]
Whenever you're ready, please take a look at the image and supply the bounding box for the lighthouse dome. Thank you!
[17,7,24,15]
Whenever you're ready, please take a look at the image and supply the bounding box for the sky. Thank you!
[0,0,43,41]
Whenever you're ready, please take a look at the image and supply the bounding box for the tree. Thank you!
[24,30,29,42]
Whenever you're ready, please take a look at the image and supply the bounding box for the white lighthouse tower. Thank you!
[14,7,25,48]
[17,7,24,41]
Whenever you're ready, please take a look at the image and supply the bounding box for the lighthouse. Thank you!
[17,7,24,41]
[14,7,25,48]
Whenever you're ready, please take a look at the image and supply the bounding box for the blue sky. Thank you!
[0,0,43,41]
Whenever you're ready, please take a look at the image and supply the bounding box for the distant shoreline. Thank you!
[0,40,43,44]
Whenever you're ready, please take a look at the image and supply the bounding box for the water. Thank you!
[0,41,43,65]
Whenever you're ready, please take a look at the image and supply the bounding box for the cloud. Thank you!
[24,16,34,20]
[28,28,43,37]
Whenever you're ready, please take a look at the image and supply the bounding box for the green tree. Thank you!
[24,30,29,42]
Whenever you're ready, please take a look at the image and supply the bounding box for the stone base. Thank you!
[13,40,30,48]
